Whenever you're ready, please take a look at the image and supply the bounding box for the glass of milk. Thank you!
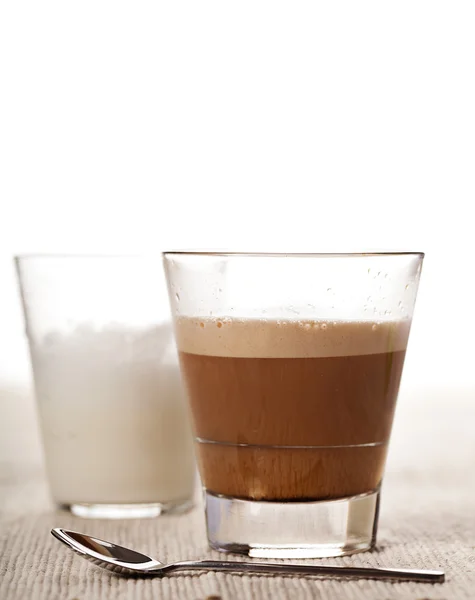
[15,255,196,518]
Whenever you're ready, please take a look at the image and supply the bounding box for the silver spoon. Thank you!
[51,528,444,583]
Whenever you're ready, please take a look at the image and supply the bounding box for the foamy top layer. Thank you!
[175,317,411,358]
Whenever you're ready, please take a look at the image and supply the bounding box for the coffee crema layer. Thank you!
[175,317,410,358]
[177,317,410,501]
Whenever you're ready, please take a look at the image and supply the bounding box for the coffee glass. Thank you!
[164,251,423,558]
[16,255,196,518]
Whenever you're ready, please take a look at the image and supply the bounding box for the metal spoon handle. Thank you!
[170,560,445,583]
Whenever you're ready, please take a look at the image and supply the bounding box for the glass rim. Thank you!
[163,250,425,258]
[15,251,425,261]
[14,254,147,261]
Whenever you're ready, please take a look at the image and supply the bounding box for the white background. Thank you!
[1,1,474,392]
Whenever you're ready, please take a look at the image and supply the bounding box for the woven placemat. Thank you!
[1,386,474,599]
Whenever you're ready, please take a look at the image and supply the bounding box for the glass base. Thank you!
[205,490,380,558]
[63,498,193,519]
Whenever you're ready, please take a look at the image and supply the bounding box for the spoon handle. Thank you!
[171,560,444,583]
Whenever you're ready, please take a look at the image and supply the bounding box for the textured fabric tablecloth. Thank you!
[1,385,474,600]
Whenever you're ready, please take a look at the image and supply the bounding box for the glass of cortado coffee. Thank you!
[164,251,423,558]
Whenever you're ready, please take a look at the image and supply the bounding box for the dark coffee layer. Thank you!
[197,442,388,501]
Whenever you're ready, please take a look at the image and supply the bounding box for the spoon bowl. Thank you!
[52,528,163,575]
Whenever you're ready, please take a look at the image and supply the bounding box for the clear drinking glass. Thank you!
[16,255,196,518]
[164,251,423,557]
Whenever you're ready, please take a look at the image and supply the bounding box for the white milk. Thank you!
[30,324,195,506]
